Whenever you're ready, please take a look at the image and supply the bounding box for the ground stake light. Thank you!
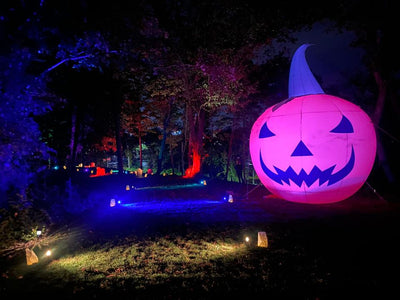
[249,44,376,204]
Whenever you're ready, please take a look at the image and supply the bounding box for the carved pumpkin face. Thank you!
[249,94,376,204]
[249,44,376,204]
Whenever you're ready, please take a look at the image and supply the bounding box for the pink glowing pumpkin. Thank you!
[249,44,376,204]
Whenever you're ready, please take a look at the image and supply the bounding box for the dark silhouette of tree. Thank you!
[325,0,400,193]
[145,74,184,174]
[122,99,157,170]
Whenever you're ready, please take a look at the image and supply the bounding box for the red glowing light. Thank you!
[183,150,201,178]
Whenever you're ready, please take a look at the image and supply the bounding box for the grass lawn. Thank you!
[1,176,399,299]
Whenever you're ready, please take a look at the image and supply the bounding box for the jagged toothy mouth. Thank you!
[259,146,355,187]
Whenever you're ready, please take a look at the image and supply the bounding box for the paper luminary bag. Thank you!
[26,248,39,265]
[249,44,376,204]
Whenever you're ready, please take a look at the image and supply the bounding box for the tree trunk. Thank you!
[225,129,234,181]
[139,134,143,170]
[181,141,185,176]
[157,123,167,174]
[114,108,124,175]
[183,107,205,178]
[126,145,131,169]
[225,115,239,181]
[170,142,175,175]
[373,71,394,183]
[181,103,189,175]
[157,98,173,174]
[68,105,78,174]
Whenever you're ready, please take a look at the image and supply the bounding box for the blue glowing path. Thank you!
[120,199,224,214]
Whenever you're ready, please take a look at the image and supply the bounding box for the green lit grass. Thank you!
[45,233,247,283]
[3,227,284,298]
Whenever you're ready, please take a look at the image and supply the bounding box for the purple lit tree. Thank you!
[0,49,53,204]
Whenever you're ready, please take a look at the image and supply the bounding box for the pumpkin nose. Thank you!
[291,140,313,156]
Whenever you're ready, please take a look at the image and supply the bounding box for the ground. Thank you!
[1,175,400,299]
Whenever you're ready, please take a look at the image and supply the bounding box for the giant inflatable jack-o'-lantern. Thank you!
[249,44,376,204]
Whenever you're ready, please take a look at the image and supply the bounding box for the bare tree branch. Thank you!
[44,54,92,73]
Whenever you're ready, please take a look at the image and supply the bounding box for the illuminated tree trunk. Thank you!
[183,107,205,178]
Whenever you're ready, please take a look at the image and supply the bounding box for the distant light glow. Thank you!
[45,250,52,256]
[36,230,42,236]
[245,236,250,243]
[171,130,182,136]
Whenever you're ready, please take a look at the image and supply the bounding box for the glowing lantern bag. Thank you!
[249,44,377,204]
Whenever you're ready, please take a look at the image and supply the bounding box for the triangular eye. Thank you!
[259,122,275,138]
[330,115,354,133]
